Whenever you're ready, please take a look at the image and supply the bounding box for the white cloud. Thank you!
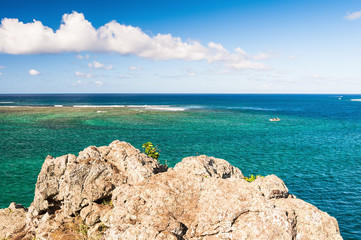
[289,55,296,60]
[88,61,113,70]
[205,44,270,70]
[0,72,3,76]
[72,80,87,86]
[311,74,336,81]
[28,69,40,75]
[77,54,90,59]
[272,73,281,78]
[188,72,196,77]
[271,70,287,79]
[75,71,92,78]
[72,79,103,87]
[94,80,103,86]
[253,51,274,60]
[0,12,269,70]
[129,65,142,71]
[345,11,361,20]
[0,65,5,69]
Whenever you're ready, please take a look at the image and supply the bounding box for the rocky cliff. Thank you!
[0,140,343,239]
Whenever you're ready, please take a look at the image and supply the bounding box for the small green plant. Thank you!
[78,223,89,237]
[142,142,160,160]
[101,199,114,208]
[244,175,264,182]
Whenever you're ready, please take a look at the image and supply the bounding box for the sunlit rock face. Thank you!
[0,141,342,240]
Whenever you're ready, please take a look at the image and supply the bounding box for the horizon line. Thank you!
[0,93,357,95]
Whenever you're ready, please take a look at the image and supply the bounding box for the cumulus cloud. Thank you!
[0,12,269,70]
[188,72,196,77]
[29,69,40,75]
[77,54,90,59]
[75,71,92,78]
[129,65,142,71]
[0,65,5,69]
[345,11,361,20]
[88,61,113,70]
[0,72,3,76]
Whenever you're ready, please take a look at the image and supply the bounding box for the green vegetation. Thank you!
[101,198,114,208]
[78,223,89,238]
[142,142,160,160]
[98,222,108,232]
[244,175,264,182]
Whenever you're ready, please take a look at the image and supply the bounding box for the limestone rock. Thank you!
[174,155,244,179]
[0,140,343,239]
[251,174,290,199]
[0,202,27,239]
[30,140,165,217]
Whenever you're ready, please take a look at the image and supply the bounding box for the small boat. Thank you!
[270,117,280,122]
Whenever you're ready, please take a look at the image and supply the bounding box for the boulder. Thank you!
[174,155,244,179]
[29,140,165,217]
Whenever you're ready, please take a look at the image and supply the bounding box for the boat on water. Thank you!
[270,117,280,122]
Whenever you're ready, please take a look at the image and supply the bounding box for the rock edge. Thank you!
[0,140,343,240]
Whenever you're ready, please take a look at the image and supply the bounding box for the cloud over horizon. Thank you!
[0,12,268,70]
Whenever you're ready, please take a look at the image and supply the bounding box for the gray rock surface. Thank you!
[0,140,343,239]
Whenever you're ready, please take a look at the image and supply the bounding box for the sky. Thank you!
[0,0,360,93]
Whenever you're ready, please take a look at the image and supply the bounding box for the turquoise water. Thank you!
[0,94,360,239]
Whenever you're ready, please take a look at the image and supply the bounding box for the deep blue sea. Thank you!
[0,94,360,239]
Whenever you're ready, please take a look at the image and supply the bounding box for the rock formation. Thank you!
[0,140,343,239]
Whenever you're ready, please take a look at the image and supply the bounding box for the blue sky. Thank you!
[0,0,360,93]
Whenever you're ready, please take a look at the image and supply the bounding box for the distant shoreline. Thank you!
[0,105,186,111]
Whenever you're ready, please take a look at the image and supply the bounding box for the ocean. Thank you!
[0,94,360,239]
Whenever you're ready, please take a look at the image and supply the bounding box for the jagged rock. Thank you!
[252,174,290,199]
[174,155,244,179]
[0,141,343,239]
[80,203,112,226]
[29,140,165,217]
[0,202,27,239]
